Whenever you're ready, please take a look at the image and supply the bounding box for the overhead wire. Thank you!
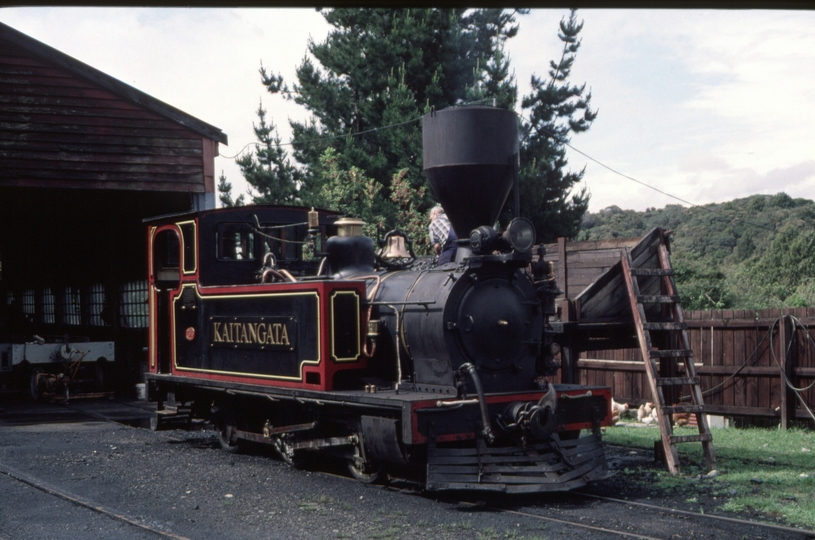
[522,116,778,233]
[216,104,811,417]
[218,97,491,160]
[220,103,776,233]
[678,319,773,401]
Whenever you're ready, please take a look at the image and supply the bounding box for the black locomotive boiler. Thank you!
[146,106,612,493]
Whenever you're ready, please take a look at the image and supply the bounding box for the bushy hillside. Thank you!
[577,193,815,310]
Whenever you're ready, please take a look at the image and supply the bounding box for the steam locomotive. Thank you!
[145,107,612,493]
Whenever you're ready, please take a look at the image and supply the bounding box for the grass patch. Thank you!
[368,526,401,539]
[297,495,337,513]
[603,425,815,530]
[475,527,498,539]
[473,527,533,540]
[444,520,472,531]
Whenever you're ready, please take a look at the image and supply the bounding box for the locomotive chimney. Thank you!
[422,106,519,241]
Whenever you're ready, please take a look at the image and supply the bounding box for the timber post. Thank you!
[557,237,568,300]
[556,236,578,385]
[559,321,579,384]
[780,314,797,430]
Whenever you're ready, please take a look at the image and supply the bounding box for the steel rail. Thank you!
[0,462,191,540]
[50,403,655,539]
[62,400,815,539]
[311,468,666,539]
[453,499,665,540]
[358,472,814,539]
[577,492,815,538]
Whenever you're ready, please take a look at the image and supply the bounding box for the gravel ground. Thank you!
[0,395,811,540]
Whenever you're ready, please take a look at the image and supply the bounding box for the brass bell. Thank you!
[381,235,411,259]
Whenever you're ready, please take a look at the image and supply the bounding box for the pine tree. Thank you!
[517,9,597,242]
[236,101,299,205]
[260,8,524,229]
[217,171,245,207]
[247,8,597,246]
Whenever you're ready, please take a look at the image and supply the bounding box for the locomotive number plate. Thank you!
[210,316,296,351]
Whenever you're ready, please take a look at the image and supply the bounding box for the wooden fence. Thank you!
[578,308,815,427]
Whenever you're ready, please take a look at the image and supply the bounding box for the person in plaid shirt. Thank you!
[428,205,458,264]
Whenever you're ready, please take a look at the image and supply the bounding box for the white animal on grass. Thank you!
[611,398,629,424]
[637,402,659,424]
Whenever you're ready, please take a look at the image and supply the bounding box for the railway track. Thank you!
[442,498,663,540]
[0,462,190,540]
[578,492,815,538]
[494,493,814,539]
[94,404,815,540]
[316,454,815,539]
[3,399,814,540]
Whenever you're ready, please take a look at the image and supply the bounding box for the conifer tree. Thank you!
[244,8,596,246]
[517,9,597,242]
[217,171,244,207]
[236,101,299,205]
[260,8,523,227]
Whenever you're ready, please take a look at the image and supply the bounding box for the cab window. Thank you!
[216,223,255,261]
[153,229,181,286]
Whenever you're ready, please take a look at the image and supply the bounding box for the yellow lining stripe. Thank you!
[330,290,361,362]
[170,284,321,381]
[148,226,157,369]
[176,220,198,275]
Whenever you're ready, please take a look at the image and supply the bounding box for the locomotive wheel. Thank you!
[347,445,383,484]
[211,402,244,454]
[347,459,381,484]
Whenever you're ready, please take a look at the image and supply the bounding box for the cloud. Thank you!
[678,151,730,174]
[554,9,815,213]
[2,7,814,214]
[676,160,815,209]
[764,160,815,195]
[0,7,330,201]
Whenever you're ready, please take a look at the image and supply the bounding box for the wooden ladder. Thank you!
[621,241,716,475]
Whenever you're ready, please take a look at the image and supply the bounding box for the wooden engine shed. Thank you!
[0,22,227,392]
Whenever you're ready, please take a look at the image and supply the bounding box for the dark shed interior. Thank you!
[0,22,227,392]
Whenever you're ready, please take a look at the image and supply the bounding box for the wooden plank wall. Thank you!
[0,40,209,192]
[543,236,639,300]
[578,308,815,423]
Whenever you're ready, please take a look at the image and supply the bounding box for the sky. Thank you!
[1,7,814,213]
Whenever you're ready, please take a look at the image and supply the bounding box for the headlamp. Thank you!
[503,218,536,253]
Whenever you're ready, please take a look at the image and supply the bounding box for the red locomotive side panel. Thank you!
[198,281,362,391]
[147,218,369,391]
[154,280,368,391]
